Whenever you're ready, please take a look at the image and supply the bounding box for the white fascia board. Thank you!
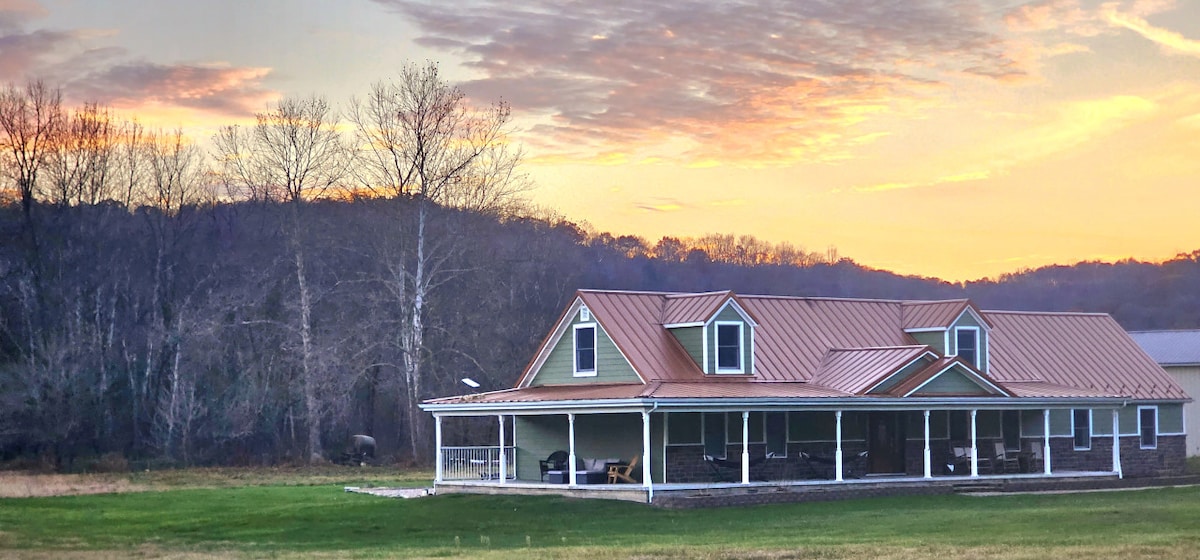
[520,297,584,388]
[952,306,992,332]
[707,298,758,327]
[903,327,947,333]
[664,322,705,328]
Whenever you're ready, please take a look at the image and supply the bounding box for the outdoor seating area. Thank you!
[949,443,1045,475]
[541,452,641,484]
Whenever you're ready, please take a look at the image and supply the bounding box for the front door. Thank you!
[868,412,907,474]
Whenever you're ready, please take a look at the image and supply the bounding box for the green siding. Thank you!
[574,413,643,470]
[909,331,945,354]
[1161,404,1184,434]
[651,413,665,483]
[531,308,640,385]
[1119,406,1139,435]
[514,415,568,480]
[670,326,704,369]
[911,369,991,395]
[707,304,754,374]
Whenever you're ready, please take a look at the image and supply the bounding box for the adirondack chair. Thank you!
[607,455,640,483]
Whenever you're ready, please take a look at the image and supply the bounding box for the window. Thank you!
[726,412,764,444]
[1072,409,1091,450]
[1139,406,1157,449]
[955,327,978,367]
[573,324,596,375]
[716,322,743,372]
[703,412,726,458]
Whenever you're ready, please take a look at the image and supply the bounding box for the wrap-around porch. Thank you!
[432,403,1128,503]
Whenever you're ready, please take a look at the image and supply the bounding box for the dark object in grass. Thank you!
[339,435,376,466]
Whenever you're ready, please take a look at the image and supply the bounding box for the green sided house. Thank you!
[421,290,1190,504]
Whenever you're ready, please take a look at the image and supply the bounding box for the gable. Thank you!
[908,367,995,396]
[524,302,641,387]
[871,358,1009,397]
[704,301,754,374]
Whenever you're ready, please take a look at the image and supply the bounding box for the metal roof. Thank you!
[812,346,930,395]
[986,311,1189,400]
[662,291,731,325]
[494,290,1189,406]
[1129,330,1200,366]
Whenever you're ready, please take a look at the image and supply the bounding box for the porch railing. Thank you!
[441,445,516,481]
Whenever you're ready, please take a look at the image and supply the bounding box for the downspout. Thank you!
[647,401,659,504]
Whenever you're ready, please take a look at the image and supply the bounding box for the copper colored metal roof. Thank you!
[647,381,848,399]
[901,300,967,330]
[740,296,912,382]
[1000,381,1120,398]
[1129,330,1200,366]
[662,291,731,325]
[426,383,649,405]
[812,346,930,395]
[985,311,1189,400]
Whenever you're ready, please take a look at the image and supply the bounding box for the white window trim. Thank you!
[572,323,597,377]
[1071,409,1092,450]
[714,321,745,373]
[1138,405,1158,449]
[953,326,980,368]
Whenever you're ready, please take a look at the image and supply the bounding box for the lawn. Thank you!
[0,473,1198,558]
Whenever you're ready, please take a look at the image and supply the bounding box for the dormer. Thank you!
[664,292,758,375]
[902,299,992,373]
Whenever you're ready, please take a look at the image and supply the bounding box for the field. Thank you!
[1,468,1199,559]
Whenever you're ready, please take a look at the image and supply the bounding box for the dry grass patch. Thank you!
[0,473,146,498]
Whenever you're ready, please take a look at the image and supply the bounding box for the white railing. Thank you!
[441,445,516,481]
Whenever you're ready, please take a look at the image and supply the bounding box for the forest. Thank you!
[3,70,1199,471]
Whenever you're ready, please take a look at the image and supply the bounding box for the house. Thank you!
[1129,330,1200,456]
[421,290,1189,504]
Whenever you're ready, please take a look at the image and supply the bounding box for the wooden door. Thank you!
[868,412,907,474]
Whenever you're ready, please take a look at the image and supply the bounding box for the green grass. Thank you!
[2,484,1199,558]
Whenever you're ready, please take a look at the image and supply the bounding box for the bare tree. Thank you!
[45,103,117,206]
[214,96,350,462]
[0,80,62,220]
[348,62,528,459]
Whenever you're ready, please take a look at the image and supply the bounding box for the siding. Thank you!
[670,326,704,370]
[870,359,932,394]
[574,413,644,468]
[1160,403,1185,434]
[909,331,945,354]
[1163,365,1199,455]
[913,370,989,395]
[532,309,640,385]
[514,415,569,480]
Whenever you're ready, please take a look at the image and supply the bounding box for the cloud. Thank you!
[0,1,277,123]
[374,0,1032,166]
[1102,2,1200,56]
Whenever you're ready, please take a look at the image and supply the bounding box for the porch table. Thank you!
[546,470,608,484]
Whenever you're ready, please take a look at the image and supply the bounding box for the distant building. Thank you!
[1129,330,1200,456]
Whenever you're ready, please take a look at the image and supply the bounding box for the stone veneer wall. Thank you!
[1049,435,1186,477]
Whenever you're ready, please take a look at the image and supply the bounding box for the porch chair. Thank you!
[993,442,1020,473]
[799,451,836,480]
[539,450,569,482]
[607,455,639,484]
[952,446,992,474]
[1027,441,1044,472]
[703,454,739,482]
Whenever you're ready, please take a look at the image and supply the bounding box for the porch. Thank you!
[431,404,1134,504]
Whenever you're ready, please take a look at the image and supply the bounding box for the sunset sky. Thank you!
[4,0,1200,281]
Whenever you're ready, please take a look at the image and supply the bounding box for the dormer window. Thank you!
[716,322,744,373]
[574,324,596,376]
[955,327,979,368]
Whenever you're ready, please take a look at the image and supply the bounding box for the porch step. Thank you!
[952,481,1004,494]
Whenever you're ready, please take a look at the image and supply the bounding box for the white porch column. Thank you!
[568,413,578,486]
[835,410,844,482]
[1112,409,1123,478]
[970,409,979,477]
[498,415,507,484]
[1043,409,1052,475]
[741,411,750,484]
[434,415,444,483]
[923,410,932,479]
[642,411,652,492]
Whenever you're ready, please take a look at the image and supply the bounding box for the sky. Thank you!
[3,0,1200,281]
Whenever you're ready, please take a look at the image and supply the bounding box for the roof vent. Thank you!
[580,307,591,322]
